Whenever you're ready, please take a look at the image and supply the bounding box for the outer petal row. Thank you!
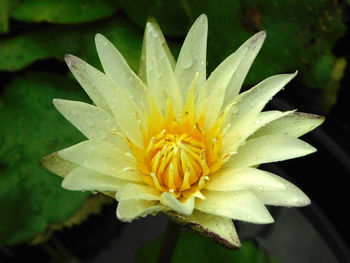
[227,134,316,169]
[168,210,241,248]
[58,140,142,182]
[196,190,274,224]
[222,72,298,153]
[53,99,119,143]
[64,55,144,148]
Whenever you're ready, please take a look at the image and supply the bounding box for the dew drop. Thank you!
[181,53,193,69]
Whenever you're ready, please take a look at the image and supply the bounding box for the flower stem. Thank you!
[156,219,182,263]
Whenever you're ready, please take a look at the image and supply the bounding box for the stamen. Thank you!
[180,168,191,191]
[150,172,163,191]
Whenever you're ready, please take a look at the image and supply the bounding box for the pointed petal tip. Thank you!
[196,14,208,28]
[256,30,266,39]
[198,13,208,21]
[95,33,103,41]
[52,98,59,105]
[64,54,72,63]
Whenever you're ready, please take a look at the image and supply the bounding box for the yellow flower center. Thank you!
[147,129,209,192]
[129,78,232,198]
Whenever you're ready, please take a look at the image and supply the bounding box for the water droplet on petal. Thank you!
[182,53,193,69]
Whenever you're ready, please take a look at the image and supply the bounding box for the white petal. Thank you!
[198,31,266,129]
[222,72,297,153]
[41,152,77,178]
[249,110,295,137]
[227,135,316,169]
[65,55,143,148]
[205,167,285,191]
[196,190,274,224]
[160,192,195,216]
[252,173,311,207]
[62,166,127,191]
[115,183,161,201]
[116,199,163,222]
[139,17,176,83]
[65,54,111,114]
[168,210,241,248]
[175,14,207,96]
[223,31,266,105]
[253,112,325,138]
[58,140,142,182]
[95,33,147,114]
[145,22,183,117]
[53,99,119,143]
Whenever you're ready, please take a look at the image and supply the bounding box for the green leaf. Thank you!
[0,72,91,245]
[120,0,345,111]
[0,16,143,72]
[10,0,120,24]
[135,230,280,263]
[0,0,20,33]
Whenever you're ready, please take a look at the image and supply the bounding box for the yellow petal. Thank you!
[145,22,183,117]
[65,55,143,148]
[115,183,161,201]
[41,152,77,178]
[252,112,325,138]
[58,140,142,182]
[62,167,127,192]
[226,135,316,169]
[160,192,195,215]
[175,14,207,96]
[53,99,118,143]
[251,173,311,207]
[116,199,163,222]
[205,167,286,191]
[167,210,241,248]
[95,33,147,116]
[196,190,274,224]
[139,17,176,83]
[222,72,297,153]
[198,31,266,129]
[223,31,266,105]
[65,54,111,114]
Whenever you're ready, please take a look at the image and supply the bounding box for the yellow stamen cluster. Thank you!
[131,83,232,198]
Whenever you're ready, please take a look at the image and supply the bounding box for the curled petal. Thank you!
[160,192,195,216]
[117,199,163,222]
[167,210,241,248]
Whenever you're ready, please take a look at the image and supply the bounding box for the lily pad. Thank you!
[0,0,20,33]
[136,230,280,263]
[10,0,120,24]
[0,72,91,245]
[0,16,143,72]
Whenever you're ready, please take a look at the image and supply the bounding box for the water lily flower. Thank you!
[42,14,324,248]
